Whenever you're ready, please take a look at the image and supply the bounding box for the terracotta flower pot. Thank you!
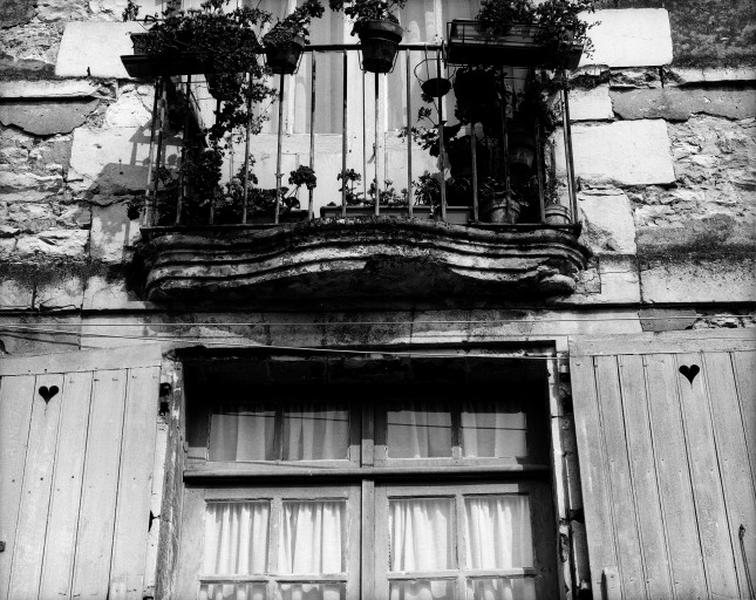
[356,20,403,74]
[265,35,306,75]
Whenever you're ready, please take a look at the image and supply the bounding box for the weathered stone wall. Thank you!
[0,4,754,329]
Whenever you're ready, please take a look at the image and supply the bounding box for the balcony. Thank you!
[125,42,589,303]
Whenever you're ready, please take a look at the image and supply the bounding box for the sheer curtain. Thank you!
[389,498,454,600]
[465,496,535,600]
[201,502,270,600]
[387,402,452,458]
[209,403,349,461]
[209,407,276,461]
[203,502,270,575]
[279,500,347,600]
[461,399,528,458]
[283,404,349,460]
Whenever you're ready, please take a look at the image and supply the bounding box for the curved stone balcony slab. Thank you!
[141,219,590,303]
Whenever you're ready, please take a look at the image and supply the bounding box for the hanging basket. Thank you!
[265,35,306,75]
[356,20,403,74]
[205,72,244,101]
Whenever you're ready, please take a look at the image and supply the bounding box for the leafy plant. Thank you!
[369,179,408,205]
[263,0,325,48]
[477,0,596,60]
[328,0,407,25]
[337,168,364,205]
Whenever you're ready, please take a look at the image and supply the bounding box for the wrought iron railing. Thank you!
[140,44,579,229]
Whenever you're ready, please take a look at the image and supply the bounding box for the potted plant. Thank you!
[446,0,595,69]
[122,0,271,78]
[263,0,325,75]
[328,0,407,73]
[479,177,524,224]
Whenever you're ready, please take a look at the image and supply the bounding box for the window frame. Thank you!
[177,351,561,600]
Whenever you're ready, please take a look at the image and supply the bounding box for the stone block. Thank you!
[15,229,88,258]
[640,256,756,303]
[0,23,61,68]
[34,276,84,310]
[69,127,153,195]
[89,0,163,21]
[568,85,613,121]
[579,190,637,254]
[611,88,756,122]
[0,0,37,27]
[82,275,151,310]
[90,202,140,262]
[0,279,33,310]
[580,9,673,68]
[669,67,756,85]
[555,119,675,186]
[55,21,144,79]
[104,85,153,128]
[0,100,99,136]
[37,0,89,22]
[0,80,99,99]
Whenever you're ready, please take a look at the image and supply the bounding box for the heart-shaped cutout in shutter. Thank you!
[38,385,59,403]
[678,364,700,384]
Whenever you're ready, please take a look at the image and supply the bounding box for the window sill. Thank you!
[183,461,550,484]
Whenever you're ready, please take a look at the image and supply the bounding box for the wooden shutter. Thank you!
[0,345,163,600]
[570,330,756,600]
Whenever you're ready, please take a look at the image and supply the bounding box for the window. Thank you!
[177,354,557,599]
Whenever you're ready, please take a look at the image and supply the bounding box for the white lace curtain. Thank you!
[389,495,534,600]
[209,403,349,461]
[201,500,346,600]
[387,398,528,459]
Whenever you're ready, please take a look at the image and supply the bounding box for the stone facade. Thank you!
[0,2,754,599]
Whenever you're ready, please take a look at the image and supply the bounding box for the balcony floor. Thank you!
[140,218,590,303]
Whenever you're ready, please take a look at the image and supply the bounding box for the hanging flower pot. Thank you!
[414,55,452,98]
[205,71,245,101]
[356,20,403,73]
[264,34,306,75]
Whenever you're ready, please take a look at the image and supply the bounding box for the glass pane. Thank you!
[209,402,349,462]
[389,498,455,571]
[282,404,349,460]
[466,577,535,600]
[387,403,452,458]
[279,582,346,600]
[209,407,276,461]
[203,502,270,575]
[199,582,267,600]
[464,496,532,569]
[461,398,527,458]
[390,580,456,600]
[279,500,346,574]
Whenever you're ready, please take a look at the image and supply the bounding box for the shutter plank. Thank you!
[644,353,707,599]
[570,355,617,594]
[71,369,128,599]
[0,375,35,600]
[676,352,739,598]
[704,352,756,599]
[594,356,645,600]
[732,351,756,489]
[110,366,160,600]
[7,374,64,600]
[616,355,674,600]
[38,371,94,600]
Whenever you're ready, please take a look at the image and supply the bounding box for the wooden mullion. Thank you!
[451,398,462,461]
[455,491,466,600]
